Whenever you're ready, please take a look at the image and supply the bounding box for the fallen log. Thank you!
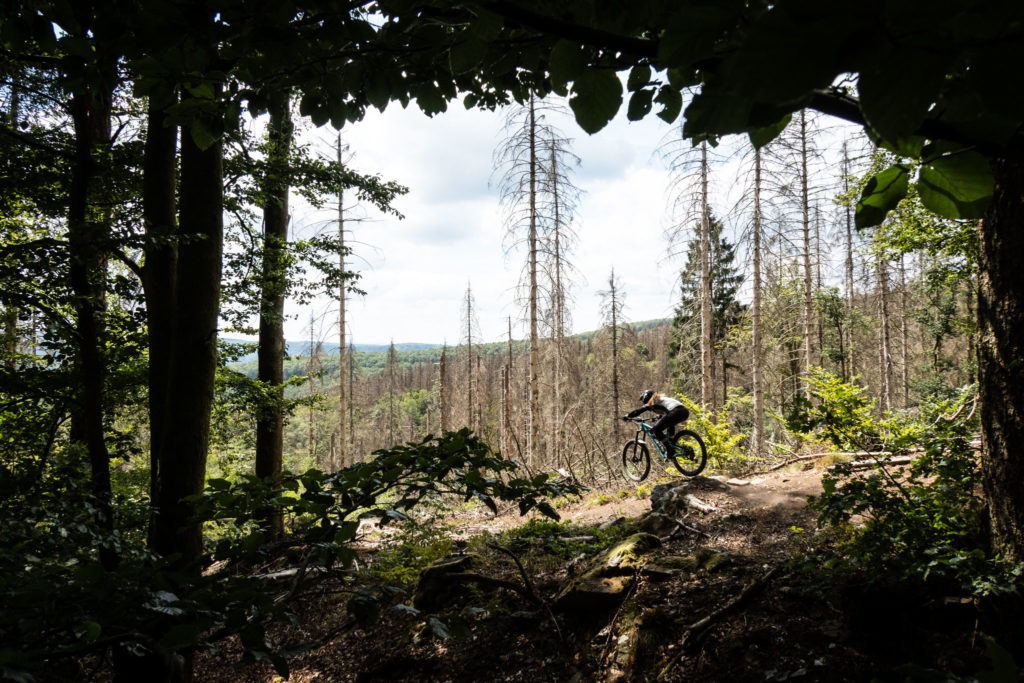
[829,455,914,471]
[684,494,718,514]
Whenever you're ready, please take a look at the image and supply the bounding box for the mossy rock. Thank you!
[603,532,662,572]
[637,512,677,535]
[643,554,701,578]
[555,533,662,612]
[643,550,731,578]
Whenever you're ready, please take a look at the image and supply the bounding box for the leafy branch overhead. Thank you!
[375,0,1020,226]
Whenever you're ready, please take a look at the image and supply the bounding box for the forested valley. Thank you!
[2,1,1023,681]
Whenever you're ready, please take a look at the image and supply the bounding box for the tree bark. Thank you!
[68,81,116,570]
[979,157,1024,562]
[152,109,223,565]
[465,285,474,430]
[142,99,178,546]
[528,96,540,465]
[751,148,765,458]
[699,141,713,409]
[336,135,347,470]
[799,110,815,381]
[255,90,292,539]
[609,271,621,443]
[440,345,449,432]
[877,259,894,413]
[842,143,856,381]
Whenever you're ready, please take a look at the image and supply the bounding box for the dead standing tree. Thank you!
[495,94,580,467]
[663,129,726,409]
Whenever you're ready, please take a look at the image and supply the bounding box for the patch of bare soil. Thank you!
[196,464,1010,682]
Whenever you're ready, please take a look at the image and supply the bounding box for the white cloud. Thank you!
[283,97,686,346]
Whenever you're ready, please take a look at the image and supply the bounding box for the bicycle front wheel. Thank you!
[621,440,651,482]
[670,430,708,476]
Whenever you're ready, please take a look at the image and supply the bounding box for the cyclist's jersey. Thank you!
[651,395,683,413]
[627,393,684,418]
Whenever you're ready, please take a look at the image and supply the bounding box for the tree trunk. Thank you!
[152,106,223,565]
[440,345,449,432]
[528,96,540,465]
[142,99,178,547]
[387,342,396,446]
[978,157,1024,562]
[68,81,116,570]
[699,141,713,409]
[254,90,292,539]
[877,259,895,413]
[550,143,565,466]
[799,110,815,380]
[610,272,621,442]
[465,286,474,429]
[505,318,514,454]
[843,144,856,381]
[336,135,347,470]
[2,90,20,366]
[751,148,765,458]
[899,256,909,409]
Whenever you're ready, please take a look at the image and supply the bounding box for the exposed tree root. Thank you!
[657,565,784,680]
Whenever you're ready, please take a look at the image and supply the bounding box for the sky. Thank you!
[283,97,723,348]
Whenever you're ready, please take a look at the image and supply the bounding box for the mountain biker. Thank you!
[623,389,689,445]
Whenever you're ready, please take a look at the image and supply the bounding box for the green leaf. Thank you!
[569,68,623,134]
[721,12,854,104]
[858,47,951,143]
[627,89,653,121]
[748,114,791,149]
[449,36,488,75]
[627,64,651,92]
[855,164,910,229]
[189,120,217,151]
[654,85,682,124]
[536,501,559,520]
[657,5,737,69]
[426,615,451,639]
[184,81,215,101]
[684,90,793,139]
[77,621,102,643]
[918,149,993,219]
[364,72,392,112]
[550,40,588,93]
[391,603,421,617]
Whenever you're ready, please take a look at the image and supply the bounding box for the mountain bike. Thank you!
[621,416,708,481]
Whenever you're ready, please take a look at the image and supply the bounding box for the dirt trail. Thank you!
[486,464,826,532]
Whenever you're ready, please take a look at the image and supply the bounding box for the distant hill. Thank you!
[225,339,440,363]
[225,318,670,379]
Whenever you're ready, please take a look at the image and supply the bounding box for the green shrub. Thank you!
[679,396,747,472]
[785,368,879,451]
[810,386,1019,596]
[496,517,635,561]
[369,522,454,587]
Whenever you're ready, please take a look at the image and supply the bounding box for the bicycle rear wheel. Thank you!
[670,430,708,476]
[621,441,651,482]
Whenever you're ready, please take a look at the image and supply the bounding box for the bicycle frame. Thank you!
[631,418,671,459]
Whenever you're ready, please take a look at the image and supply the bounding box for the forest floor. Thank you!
[196,461,1014,682]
